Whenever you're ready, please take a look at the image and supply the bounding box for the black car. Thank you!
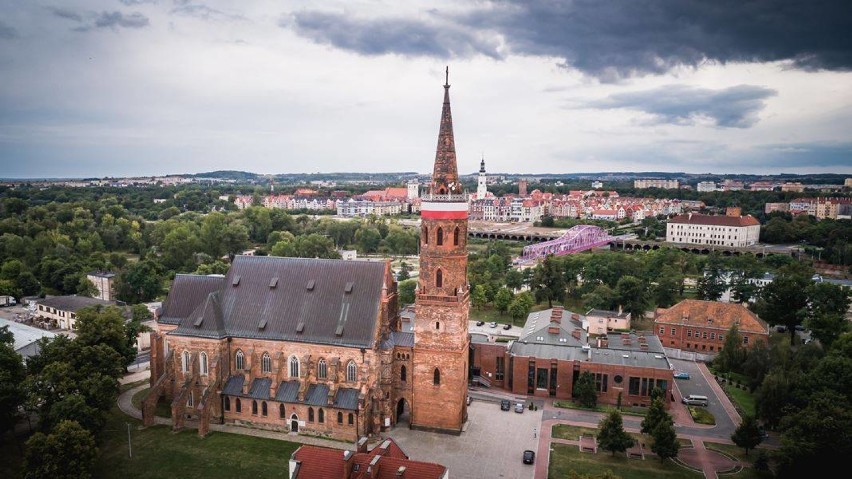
[475,320,485,326]
[502,323,512,330]
[500,399,511,411]
[522,450,535,464]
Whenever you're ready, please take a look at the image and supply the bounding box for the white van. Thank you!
[681,394,709,407]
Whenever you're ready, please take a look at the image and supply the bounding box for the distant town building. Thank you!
[720,179,744,191]
[591,180,603,189]
[338,249,357,261]
[407,179,420,200]
[764,202,790,214]
[518,178,528,196]
[748,181,776,191]
[86,271,116,301]
[781,182,805,193]
[476,157,488,199]
[336,199,403,217]
[654,300,769,353]
[696,181,717,192]
[666,209,761,247]
[634,179,679,189]
[845,178,852,187]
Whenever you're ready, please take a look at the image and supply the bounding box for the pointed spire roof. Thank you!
[431,66,462,195]
[479,154,486,173]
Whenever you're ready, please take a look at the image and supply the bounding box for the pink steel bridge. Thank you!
[518,225,615,262]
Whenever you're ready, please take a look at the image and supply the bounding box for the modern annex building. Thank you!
[145,71,471,439]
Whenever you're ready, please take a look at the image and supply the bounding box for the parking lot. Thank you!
[387,397,541,479]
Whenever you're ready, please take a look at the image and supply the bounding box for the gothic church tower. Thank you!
[411,68,470,434]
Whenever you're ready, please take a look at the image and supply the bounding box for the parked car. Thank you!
[475,320,485,326]
[514,402,525,413]
[466,395,472,406]
[522,450,535,464]
[500,399,511,411]
[673,371,690,379]
[488,321,498,328]
[502,323,512,330]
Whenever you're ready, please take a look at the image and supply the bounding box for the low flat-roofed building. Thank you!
[36,295,116,330]
[0,317,58,359]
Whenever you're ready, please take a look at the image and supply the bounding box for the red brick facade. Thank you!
[411,71,469,434]
[654,300,770,353]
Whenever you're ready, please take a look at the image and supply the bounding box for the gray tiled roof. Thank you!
[222,375,244,396]
[168,256,387,348]
[275,380,300,403]
[37,295,114,313]
[381,331,415,349]
[333,388,359,410]
[248,378,272,399]
[304,384,330,406]
[158,274,225,325]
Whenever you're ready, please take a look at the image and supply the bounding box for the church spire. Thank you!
[431,66,461,196]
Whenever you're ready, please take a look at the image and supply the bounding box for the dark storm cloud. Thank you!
[588,85,777,128]
[286,11,502,59]
[0,21,17,39]
[286,1,852,79]
[48,7,84,22]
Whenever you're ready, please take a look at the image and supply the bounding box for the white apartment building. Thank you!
[336,199,403,217]
[634,179,679,189]
[666,213,761,247]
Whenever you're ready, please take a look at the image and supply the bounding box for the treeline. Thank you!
[0,189,418,303]
[761,213,852,265]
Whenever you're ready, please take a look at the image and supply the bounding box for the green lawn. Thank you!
[723,384,757,417]
[548,443,704,479]
[553,400,648,417]
[552,423,599,440]
[704,442,768,463]
[131,387,172,418]
[687,406,716,425]
[93,407,302,479]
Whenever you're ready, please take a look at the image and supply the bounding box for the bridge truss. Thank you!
[519,225,614,262]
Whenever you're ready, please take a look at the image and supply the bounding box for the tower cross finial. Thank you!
[445,66,449,87]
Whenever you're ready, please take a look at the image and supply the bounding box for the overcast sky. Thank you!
[1,0,851,178]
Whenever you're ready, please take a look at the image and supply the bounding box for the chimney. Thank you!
[571,313,580,320]
[342,450,354,479]
[356,436,368,453]
[598,337,608,348]
[548,321,560,334]
[367,455,381,479]
[726,207,741,217]
[618,304,623,315]
[396,466,407,477]
[571,329,581,340]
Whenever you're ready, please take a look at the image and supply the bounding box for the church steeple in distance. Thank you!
[431,66,461,196]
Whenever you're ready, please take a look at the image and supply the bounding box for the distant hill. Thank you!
[189,170,261,181]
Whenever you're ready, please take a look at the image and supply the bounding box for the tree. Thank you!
[398,279,416,307]
[572,371,598,408]
[397,261,411,281]
[16,271,42,297]
[754,265,812,345]
[653,266,681,308]
[640,396,671,435]
[355,227,382,254]
[0,328,25,438]
[494,287,513,315]
[471,284,487,310]
[614,275,647,320]
[75,276,98,297]
[697,254,727,301]
[583,284,617,311]
[715,324,746,373]
[531,255,565,308]
[75,305,137,367]
[24,420,98,479]
[115,259,163,303]
[650,419,680,462]
[505,269,524,291]
[597,410,635,456]
[508,292,534,322]
[730,415,763,456]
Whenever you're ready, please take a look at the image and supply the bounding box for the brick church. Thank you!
[145,70,470,440]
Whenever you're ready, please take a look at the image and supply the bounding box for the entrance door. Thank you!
[396,398,410,425]
[290,414,299,432]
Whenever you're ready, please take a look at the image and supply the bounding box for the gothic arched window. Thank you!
[436,269,443,288]
[433,368,441,385]
[317,358,327,379]
[347,360,357,382]
[289,355,300,378]
[453,226,460,246]
[200,352,208,375]
[436,227,443,246]
[400,365,407,382]
[235,350,245,370]
[261,352,272,374]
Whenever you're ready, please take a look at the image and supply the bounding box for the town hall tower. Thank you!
[411,68,470,434]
